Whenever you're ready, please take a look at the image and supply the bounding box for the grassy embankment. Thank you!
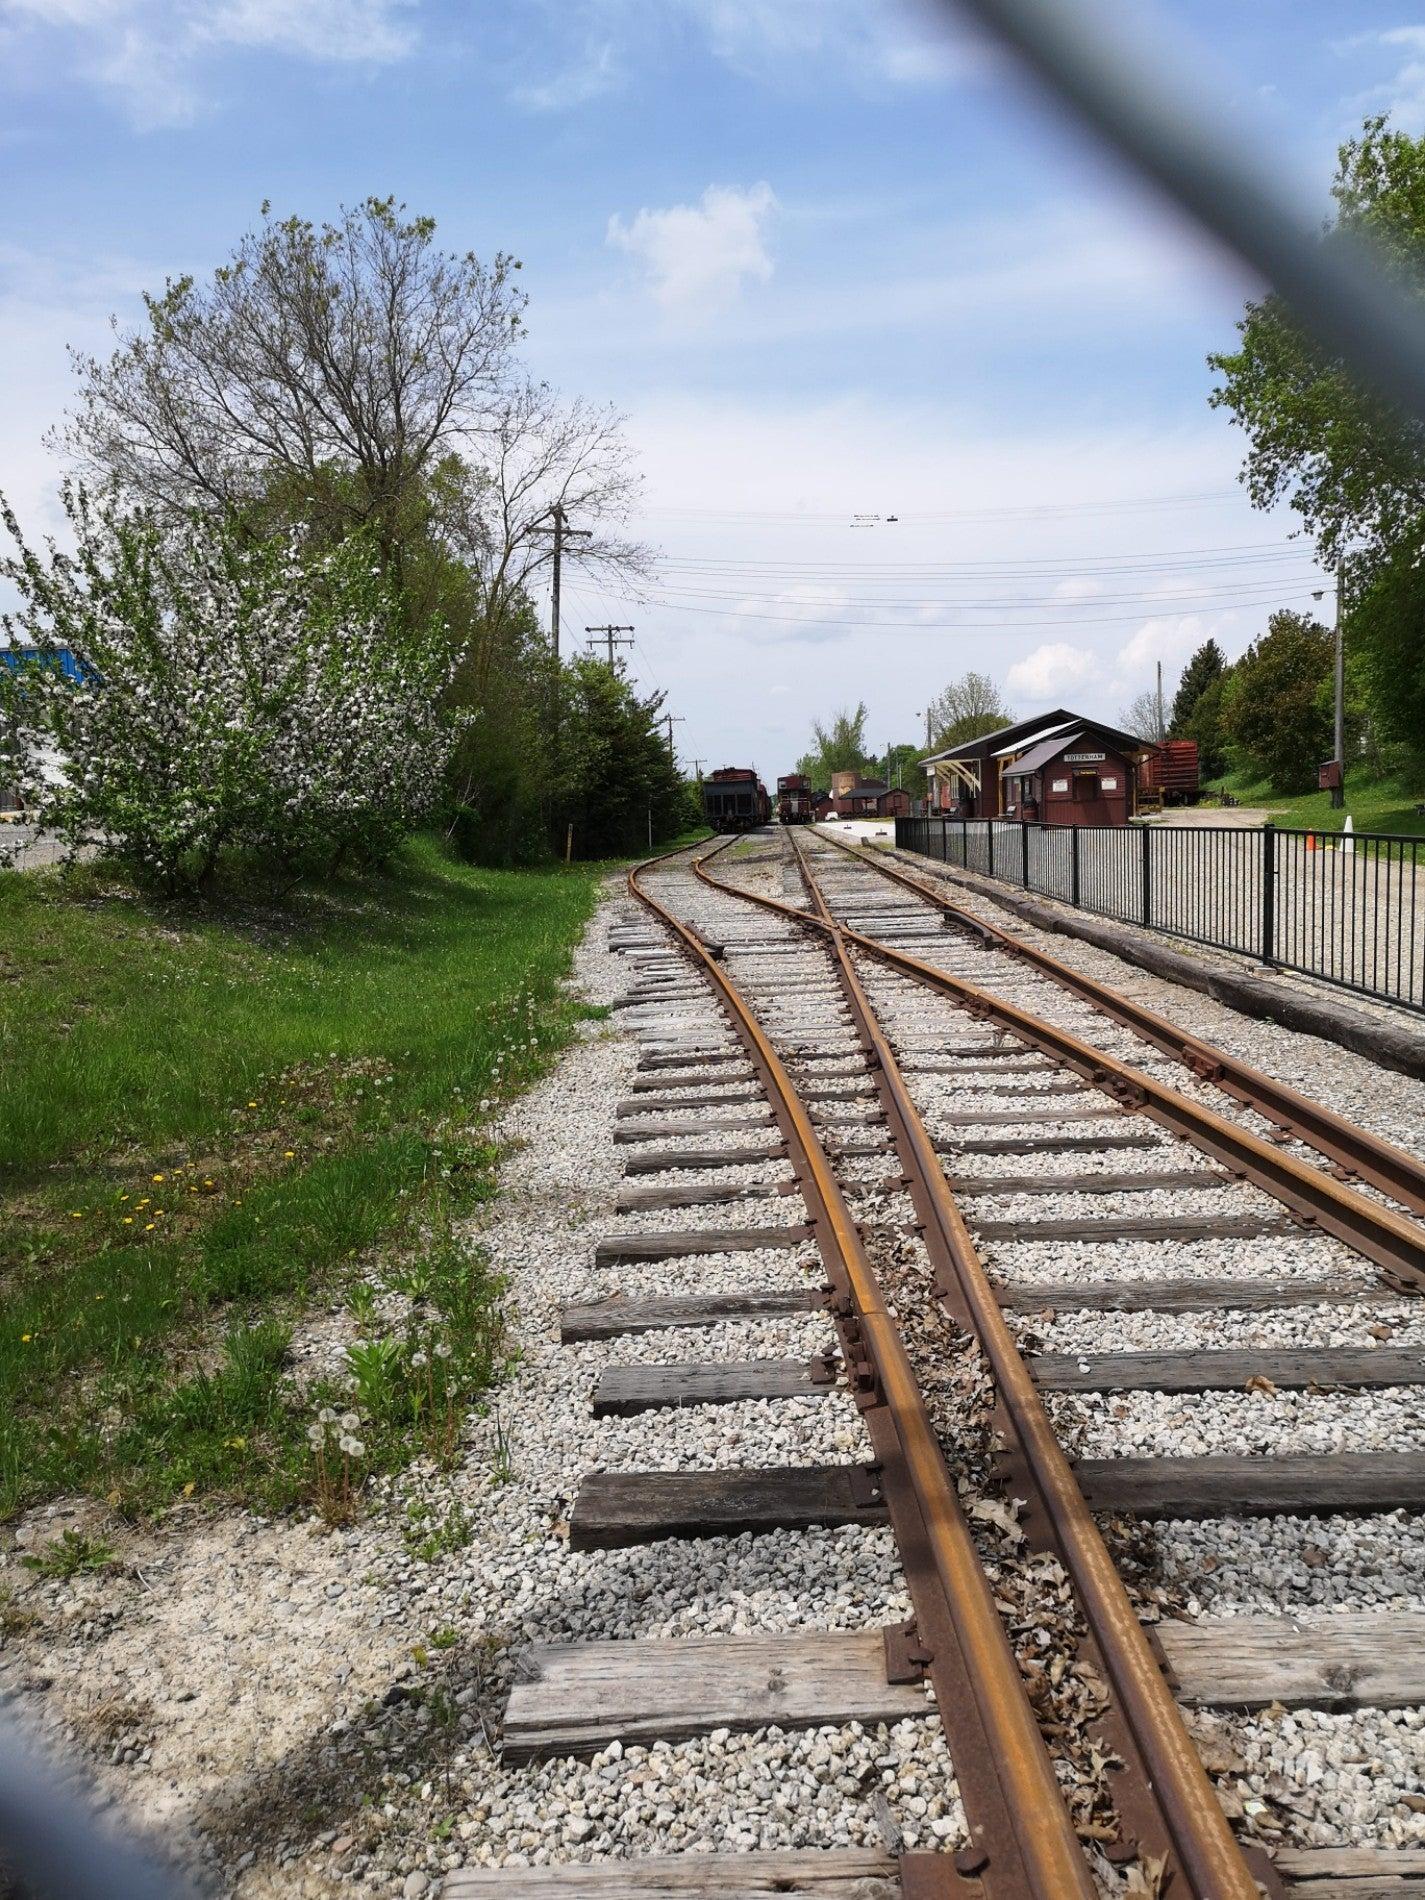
[0,836,615,1526]
[1206,764,1425,838]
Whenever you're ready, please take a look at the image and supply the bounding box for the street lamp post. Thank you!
[1312,579,1346,809]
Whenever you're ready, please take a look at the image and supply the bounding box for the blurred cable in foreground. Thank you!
[937,0,1425,423]
[0,1720,193,1900]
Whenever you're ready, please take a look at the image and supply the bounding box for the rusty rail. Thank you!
[689,835,1268,1897]
[629,843,1098,1899]
[781,831,1268,1899]
[736,832,1425,1290]
[816,825,1425,1220]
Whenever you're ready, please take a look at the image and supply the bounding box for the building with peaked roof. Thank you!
[920,711,1156,824]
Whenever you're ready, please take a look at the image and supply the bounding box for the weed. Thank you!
[403,1500,471,1564]
[490,1409,515,1487]
[347,1282,378,1330]
[428,1626,459,1651]
[22,1529,116,1578]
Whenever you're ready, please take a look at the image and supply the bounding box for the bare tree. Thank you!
[60,200,524,544]
[430,379,654,694]
[58,195,654,644]
[1119,687,1165,741]
[927,670,1012,748]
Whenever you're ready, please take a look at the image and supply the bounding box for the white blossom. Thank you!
[0,484,469,891]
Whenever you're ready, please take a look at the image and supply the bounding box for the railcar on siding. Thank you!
[703,766,770,833]
[776,773,815,825]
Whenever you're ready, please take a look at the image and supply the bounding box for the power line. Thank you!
[640,587,1325,632]
[646,575,1322,611]
[634,487,1245,524]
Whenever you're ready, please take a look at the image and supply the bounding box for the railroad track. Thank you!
[453,827,1425,1900]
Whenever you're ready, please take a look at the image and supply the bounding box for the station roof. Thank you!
[1001,720,1158,776]
[920,709,1074,767]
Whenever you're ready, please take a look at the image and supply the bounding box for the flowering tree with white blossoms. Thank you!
[0,483,464,892]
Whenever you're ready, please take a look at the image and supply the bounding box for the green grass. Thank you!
[0,836,610,1519]
[1205,763,1425,837]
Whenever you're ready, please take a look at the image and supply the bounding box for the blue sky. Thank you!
[3,0,1422,775]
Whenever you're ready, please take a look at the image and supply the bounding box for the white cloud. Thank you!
[505,0,985,114]
[1115,614,1210,684]
[1339,25,1425,125]
[607,183,778,313]
[2,0,416,127]
[1006,642,1098,702]
[513,38,620,111]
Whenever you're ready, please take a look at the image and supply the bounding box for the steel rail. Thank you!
[628,843,1098,1900]
[815,826,1425,1220]
[712,837,1425,1290]
[780,829,1267,1900]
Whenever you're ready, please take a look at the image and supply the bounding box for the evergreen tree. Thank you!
[1169,640,1226,736]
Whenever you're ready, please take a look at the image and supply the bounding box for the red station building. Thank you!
[921,712,1157,827]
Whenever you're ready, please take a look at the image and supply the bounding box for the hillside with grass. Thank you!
[1204,765,1425,837]
[0,837,612,1524]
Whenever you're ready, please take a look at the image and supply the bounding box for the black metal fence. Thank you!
[894,816,1425,1014]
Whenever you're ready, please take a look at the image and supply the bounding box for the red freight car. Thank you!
[776,773,815,825]
[1137,739,1200,808]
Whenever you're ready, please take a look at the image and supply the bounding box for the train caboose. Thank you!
[776,773,814,825]
[703,766,770,833]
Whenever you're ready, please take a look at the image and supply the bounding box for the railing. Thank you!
[894,816,1425,1014]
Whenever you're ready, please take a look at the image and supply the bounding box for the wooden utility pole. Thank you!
[662,713,685,758]
[530,503,591,666]
[585,624,634,668]
[1155,660,1165,742]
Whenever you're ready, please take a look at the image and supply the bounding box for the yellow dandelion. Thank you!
[70,1211,83,1219]
[152,1173,164,1183]
[144,1222,155,1232]
[122,1217,133,1225]
[283,1149,295,1158]
[247,1100,257,1108]
[20,1333,32,1344]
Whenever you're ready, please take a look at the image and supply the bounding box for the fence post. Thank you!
[1022,820,1031,888]
[1260,821,1276,966]
[1071,825,1080,908]
[962,818,968,869]
[1141,822,1152,927]
[988,822,995,880]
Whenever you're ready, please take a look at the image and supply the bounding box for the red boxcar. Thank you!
[1138,739,1199,807]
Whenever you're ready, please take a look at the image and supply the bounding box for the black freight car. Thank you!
[776,773,815,825]
[703,766,769,833]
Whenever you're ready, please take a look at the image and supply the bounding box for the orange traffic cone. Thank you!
[1305,831,1317,852]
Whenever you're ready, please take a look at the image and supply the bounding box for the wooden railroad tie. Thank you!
[569,1465,887,1550]
[971,1213,1300,1244]
[1075,1450,1425,1519]
[494,1613,1425,1766]
[613,1116,778,1143]
[591,1358,833,1417]
[997,1276,1403,1315]
[622,1144,787,1174]
[615,1180,797,1213]
[1030,1345,1425,1393]
[593,1227,812,1265]
[561,1289,821,1343]
[446,1850,906,1894]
